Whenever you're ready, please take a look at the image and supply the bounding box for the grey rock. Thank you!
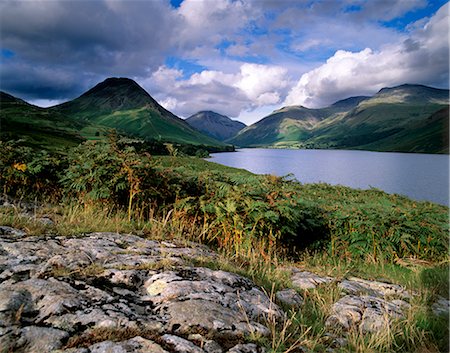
[0,326,19,352]
[226,343,266,353]
[16,326,69,352]
[431,296,450,316]
[275,289,303,307]
[161,334,205,352]
[187,334,223,353]
[203,340,224,353]
[0,230,280,352]
[339,277,410,299]
[0,226,27,238]
[35,216,54,226]
[144,267,281,339]
[290,269,333,290]
[87,336,168,353]
[326,295,409,332]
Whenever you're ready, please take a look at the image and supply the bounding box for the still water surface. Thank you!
[209,149,449,206]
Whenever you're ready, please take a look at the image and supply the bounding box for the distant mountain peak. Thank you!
[64,76,159,112]
[186,111,246,141]
[81,77,150,97]
[228,83,448,153]
[370,84,449,104]
[50,78,224,146]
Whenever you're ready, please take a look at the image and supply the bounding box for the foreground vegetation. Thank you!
[0,136,448,352]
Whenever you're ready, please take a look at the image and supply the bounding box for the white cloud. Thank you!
[237,104,280,126]
[143,62,290,118]
[284,3,449,108]
[176,0,251,48]
[234,63,290,104]
[225,44,250,57]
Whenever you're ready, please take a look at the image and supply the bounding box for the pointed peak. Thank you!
[81,77,146,96]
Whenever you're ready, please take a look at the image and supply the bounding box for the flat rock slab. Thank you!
[326,294,410,333]
[144,267,282,339]
[0,228,275,352]
[339,277,410,299]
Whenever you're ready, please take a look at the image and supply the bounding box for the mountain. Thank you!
[228,84,449,153]
[52,78,224,146]
[186,111,246,141]
[228,97,364,148]
[0,91,85,149]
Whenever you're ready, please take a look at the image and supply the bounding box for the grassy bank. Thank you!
[0,138,448,352]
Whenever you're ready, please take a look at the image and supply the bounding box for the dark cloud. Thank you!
[0,0,178,100]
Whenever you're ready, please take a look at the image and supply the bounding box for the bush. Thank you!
[0,140,64,200]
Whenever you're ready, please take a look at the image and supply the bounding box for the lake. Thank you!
[209,149,450,206]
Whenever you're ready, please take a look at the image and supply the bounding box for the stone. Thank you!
[226,343,266,353]
[431,296,450,316]
[326,295,408,333]
[290,269,333,290]
[203,340,224,353]
[144,267,281,339]
[0,226,27,238]
[339,277,410,299]
[0,230,280,353]
[275,289,304,307]
[87,336,168,353]
[35,216,54,226]
[16,326,69,352]
[161,334,205,352]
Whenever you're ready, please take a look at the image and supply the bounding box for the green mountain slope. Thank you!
[357,107,449,153]
[229,96,365,147]
[186,111,246,141]
[0,92,85,149]
[229,84,449,153]
[52,77,224,146]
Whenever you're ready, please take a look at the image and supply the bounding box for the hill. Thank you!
[229,96,365,148]
[186,111,246,141]
[0,91,85,150]
[228,84,449,153]
[52,78,224,146]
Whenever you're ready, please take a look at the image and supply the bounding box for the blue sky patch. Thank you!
[1,48,15,59]
[165,56,207,79]
[170,0,183,9]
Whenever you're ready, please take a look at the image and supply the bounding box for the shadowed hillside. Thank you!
[186,110,246,141]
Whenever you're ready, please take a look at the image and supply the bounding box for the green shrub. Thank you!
[0,140,64,200]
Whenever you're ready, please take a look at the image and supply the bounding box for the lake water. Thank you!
[209,149,450,206]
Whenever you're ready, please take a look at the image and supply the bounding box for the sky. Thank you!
[0,0,448,125]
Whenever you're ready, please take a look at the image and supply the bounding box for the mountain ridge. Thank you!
[51,77,226,146]
[186,110,246,141]
[228,84,449,153]
[1,78,227,149]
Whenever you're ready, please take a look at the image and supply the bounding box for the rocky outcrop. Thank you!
[0,229,276,352]
[1,225,447,352]
[325,295,409,333]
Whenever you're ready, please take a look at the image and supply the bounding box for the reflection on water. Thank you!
[210,149,449,206]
